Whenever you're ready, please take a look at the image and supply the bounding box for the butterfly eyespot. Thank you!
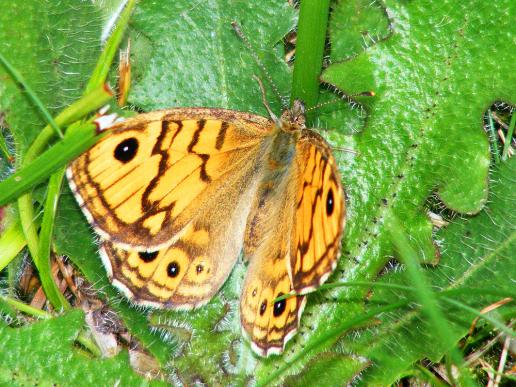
[114,137,139,163]
[138,251,158,262]
[196,264,204,274]
[259,301,267,316]
[167,261,180,278]
[273,294,286,317]
[252,288,257,297]
[326,188,334,216]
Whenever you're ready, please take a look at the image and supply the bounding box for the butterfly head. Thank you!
[279,99,306,133]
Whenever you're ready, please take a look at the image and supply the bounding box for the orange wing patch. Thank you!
[240,243,306,357]
[67,108,273,250]
[290,131,346,293]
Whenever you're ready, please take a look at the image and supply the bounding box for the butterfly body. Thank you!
[67,105,345,356]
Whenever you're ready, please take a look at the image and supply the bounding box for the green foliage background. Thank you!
[0,0,514,385]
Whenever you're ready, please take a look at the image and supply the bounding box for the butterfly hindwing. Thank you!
[100,156,264,309]
[240,158,306,356]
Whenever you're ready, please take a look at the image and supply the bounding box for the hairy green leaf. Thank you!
[0,310,164,385]
[355,157,516,384]
[284,353,370,386]
[0,0,102,153]
[129,0,296,115]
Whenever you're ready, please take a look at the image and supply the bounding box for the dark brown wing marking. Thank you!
[290,130,346,293]
[67,108,274,250]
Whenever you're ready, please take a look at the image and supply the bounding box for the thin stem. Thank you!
[9,85,111,270]
[291,0,331,110]
[441,297,514,337]
[19,85,113,168]
[0,216,31,272]
[0,128,12,161]
[85,0,137,93]
[77,331,103,358]
[0,295,51,319]
[37,167,70,310]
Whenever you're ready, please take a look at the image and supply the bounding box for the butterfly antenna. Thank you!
[333,146,359,155]
[231,21,287,110]
[304,90,375,113]
[253,75,281,126]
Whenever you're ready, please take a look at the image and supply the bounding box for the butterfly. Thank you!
[67,100,345,356]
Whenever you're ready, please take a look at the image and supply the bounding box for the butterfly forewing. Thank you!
[240,163,307,356]
[67,108,273,250]
[290,131,346,293]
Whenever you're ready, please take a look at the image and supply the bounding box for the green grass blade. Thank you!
[0,295,51,320]
[387,214,474,386]
[291,0,331,110]
[0,128,12,162]
[1,123,102,206]
[13,85,112,269]
[486,110,501,163]
[85,0,137,93]
[15,123,103,263]
[0,51,63,138]
[37,167,70,310]
[441,296,514,337]
[317,282,516,300]
[440,288,516,300]
[20,85,113,166]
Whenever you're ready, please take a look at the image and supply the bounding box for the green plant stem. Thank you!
[1,296,50,320]
[76,331,103,358]
[9,122,102,205]
[0,295,101,357]
[387,214,474,386]
[291,0,331,110]
[17,85,112,166]
[415,364,449,387]
[502,110,515,160]
[0,52,63,138]
[9,86,111,310]
[85,0,137,93]
[37,167,70,310]
[9,85,111,263]
[15,123,103,304]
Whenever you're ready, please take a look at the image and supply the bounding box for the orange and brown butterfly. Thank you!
[67,99,346,357]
